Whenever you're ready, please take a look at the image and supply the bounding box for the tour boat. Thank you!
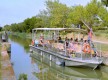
[30,28,103,69]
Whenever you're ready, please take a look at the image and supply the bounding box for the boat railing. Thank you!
[40,40,102,61]
[33,35,102,62]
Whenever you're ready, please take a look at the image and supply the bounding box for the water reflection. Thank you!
[30,52,102,80]
[9,35,31,52]
[101,66,108,80]
[9,39,38,80]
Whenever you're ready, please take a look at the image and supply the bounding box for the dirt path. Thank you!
[1,42,16,80]
[95,41,108,44]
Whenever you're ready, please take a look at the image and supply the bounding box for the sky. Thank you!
[0,0,92,27]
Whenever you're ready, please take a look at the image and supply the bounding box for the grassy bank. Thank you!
[94,30,108,41]
[101,44,108,52]
[94,30,108,53]
[10,32,32,39]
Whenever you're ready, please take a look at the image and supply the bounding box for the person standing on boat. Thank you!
[88,27,93,42]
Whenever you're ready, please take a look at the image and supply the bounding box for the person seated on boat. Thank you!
[80,38,83,42]
[31,40,34,46]
[67,41,76,54]
[57,43,64,51]
[58,36,63,43]
[74,38,78,43]
[34,39,39,47]
[65,37,69,47]
[82,40,91,54]
[65,37,68,41]
[39,36,44,46]
[70,38,73,42]
[90,42,97,57]
[78,38,83,46]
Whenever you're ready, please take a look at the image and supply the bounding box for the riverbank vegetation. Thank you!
[3,0,108,33]
[9,34,31,52]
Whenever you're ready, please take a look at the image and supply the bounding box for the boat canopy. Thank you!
[32,28,87,33]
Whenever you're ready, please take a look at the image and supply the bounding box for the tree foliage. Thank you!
[3,0,108,32]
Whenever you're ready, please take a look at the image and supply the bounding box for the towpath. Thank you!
[1,42,16,80]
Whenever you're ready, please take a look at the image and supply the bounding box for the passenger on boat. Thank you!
[65,37,69,47]
[80,38,83,42]
[82,40,91,53]
[31,40,34,46]
[88,28,93,43]
[35,39,39,47]
[70,38,73,41]
[58,36,63,43]
[90,42,97,57]
[65,37,68,41]
[74,38,78,43]
[67,41,75,54]
[39,36,44,46]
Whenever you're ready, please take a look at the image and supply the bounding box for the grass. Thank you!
[101,43,108,52]
[94,30,108,39]
[94,42,108,52]
[93,30,108,52]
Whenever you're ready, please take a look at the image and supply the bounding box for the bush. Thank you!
[18,73,28,80]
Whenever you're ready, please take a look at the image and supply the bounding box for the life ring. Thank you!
[83,43,91,53]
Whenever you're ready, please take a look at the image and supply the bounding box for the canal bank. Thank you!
[1,42,16,80]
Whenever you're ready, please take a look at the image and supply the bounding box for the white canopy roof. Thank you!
[32,28,87,33]
[33,28,67,31]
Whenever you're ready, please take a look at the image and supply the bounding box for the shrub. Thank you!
[18,73,28,80]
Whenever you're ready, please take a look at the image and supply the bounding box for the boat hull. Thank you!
[65,60,99,69]
[30,45,102,69]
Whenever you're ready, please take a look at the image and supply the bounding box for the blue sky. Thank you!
[0,0,91,27]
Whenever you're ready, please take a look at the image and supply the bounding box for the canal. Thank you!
[9,36,108,80]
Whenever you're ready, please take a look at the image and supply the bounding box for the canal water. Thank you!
[9,36,108,80]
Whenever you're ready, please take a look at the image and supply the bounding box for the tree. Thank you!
[101,0,108,7]
[3,0,108,32]
[45,0,69,27]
